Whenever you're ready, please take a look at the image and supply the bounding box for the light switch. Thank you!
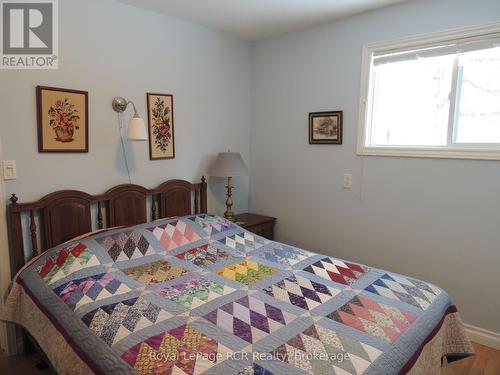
[3,160,17,180]
[343,173,352,189]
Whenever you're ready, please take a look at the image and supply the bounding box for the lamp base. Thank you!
[224,211,235,222]
[224,176,235,221]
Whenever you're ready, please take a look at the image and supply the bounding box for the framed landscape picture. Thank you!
[37,86,89,152]
[147,93,175,160]
[309,111,343,144]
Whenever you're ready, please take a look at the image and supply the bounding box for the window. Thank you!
[358,23,500,159]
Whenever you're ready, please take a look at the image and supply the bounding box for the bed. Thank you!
[1,177,473,374]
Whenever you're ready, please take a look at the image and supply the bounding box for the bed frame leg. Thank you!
[36,357,49,370]
[23,330,36,355]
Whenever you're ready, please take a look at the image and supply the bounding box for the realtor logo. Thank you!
[1,0,58,69]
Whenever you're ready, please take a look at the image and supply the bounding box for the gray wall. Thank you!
[0,0,251,214]
[250,0,500,333]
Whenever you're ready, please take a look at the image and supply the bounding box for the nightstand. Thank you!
[234,213,276,240]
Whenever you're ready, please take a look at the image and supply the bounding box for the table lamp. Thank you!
[209,152,247,221]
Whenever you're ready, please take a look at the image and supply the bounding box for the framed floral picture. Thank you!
[309,111,343,144]
[37,86,89,152]
[147,93,175,160]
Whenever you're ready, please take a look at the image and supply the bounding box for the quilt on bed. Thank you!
[2,214,473,375]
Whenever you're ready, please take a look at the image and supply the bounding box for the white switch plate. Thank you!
[2,160,17,180]
[343,173,352,189]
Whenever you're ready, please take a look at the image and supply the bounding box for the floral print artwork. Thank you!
[37,86,88,152]
[147,93,175,159]
[48,98,81,142]
[151,97,172,152]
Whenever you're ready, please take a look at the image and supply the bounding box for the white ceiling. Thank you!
[117,0,409,40]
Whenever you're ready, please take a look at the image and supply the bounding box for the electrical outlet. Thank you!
[2,160,17,180]
[343,174,352,189]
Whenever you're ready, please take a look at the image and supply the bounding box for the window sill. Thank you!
[357,146,500,161]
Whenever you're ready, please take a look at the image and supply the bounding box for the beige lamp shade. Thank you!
[210,152,247,177]
[127,116,148,141]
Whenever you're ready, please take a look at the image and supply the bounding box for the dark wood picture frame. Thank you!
[309,111,343,144]
[147,92,175,160]
[37,86,89,153]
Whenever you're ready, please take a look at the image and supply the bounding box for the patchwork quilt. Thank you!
[2,215,473,375]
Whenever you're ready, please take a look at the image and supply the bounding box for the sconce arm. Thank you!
[112,97,139,116]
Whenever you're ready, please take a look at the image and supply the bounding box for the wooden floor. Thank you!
[443,342,500,375]
[0,342,499,374]
[0,351,50,375]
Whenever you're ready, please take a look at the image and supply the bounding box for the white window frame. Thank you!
[357,22,500,160]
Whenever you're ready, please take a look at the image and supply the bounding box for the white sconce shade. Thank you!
[128,116,148,141]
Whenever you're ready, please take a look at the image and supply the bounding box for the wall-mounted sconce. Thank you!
[111,97,148,140]
[112,97,148,184]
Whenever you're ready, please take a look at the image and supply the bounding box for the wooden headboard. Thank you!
[8,177,207,273]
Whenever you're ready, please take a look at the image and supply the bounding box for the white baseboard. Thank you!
[464,323,500,350]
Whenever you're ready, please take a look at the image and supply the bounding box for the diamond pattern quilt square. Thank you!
[98,231,155,261]
[121,324,231,375]
[53,273,132,311]
[303,257,368,285]
[255,244,311,267]
[271,323,382,375]
[365,273,441,310]
[203,295,296,344]
[156,277,235,309]
[218,232,269,253]
[217,260,277,285]
[37,242,100,285]
[82,296,171,346]
[188,215,236,236]
[175,244,233,268]
[148,221,201,251]
[326,295,416,343]
[122,260,189,286]
[263,274,340,311]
